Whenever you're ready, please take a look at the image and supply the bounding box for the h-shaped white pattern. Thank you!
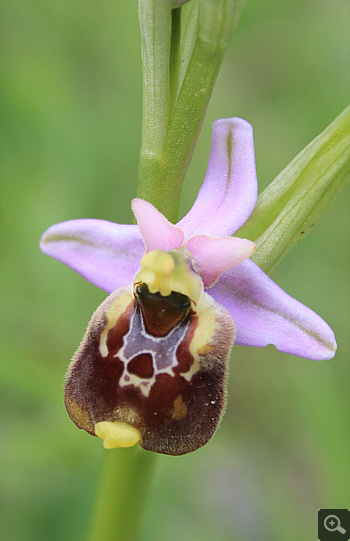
[116,305,190,397]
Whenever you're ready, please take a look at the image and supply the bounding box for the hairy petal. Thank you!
[187,234,256,287]
[178,117,258,238]
[209,260,337,360]
[132,198,184,251]
[40,219,144,293]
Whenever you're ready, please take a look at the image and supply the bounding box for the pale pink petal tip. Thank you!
[132,198,185,252]
[178,117,258,238]
[187,235,256,288]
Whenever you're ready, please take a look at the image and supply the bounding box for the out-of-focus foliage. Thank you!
[240,106,350,274]
[1,1,349,540]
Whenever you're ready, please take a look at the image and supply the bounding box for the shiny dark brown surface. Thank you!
[136,283,191,337]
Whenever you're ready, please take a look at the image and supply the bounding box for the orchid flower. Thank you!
[40,117,336,456]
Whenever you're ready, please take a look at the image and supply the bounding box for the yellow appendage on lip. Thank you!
[139,251,175,295]
[134,249,203,302]
[95,421,141,449]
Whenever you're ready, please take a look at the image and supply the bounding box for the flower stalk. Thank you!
[87,4,246,539]
[137,0,245,221]
[88,446,156,541]
[137,0,172,211]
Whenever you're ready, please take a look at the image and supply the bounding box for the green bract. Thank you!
[238,106,350,274]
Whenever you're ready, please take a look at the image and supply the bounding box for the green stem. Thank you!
[137,0,245,222]
[176,1,199,89]
[87,446,157,541]
[169,8,182,116]
[88,3,246,540]
[138,0,172,209]
[137,38,223,221]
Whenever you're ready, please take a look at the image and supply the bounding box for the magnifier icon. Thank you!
[324,515,346,534]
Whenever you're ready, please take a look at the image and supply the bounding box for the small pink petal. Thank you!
[187,235,256,288]
[132,199,184,252]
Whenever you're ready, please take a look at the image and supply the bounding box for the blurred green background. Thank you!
[1,1,349,540]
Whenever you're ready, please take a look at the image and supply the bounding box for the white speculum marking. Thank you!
[101,305,190,397]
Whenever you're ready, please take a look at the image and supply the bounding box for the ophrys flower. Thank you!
[41,118,336,455]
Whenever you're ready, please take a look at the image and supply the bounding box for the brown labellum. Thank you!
[65,283,235,456]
